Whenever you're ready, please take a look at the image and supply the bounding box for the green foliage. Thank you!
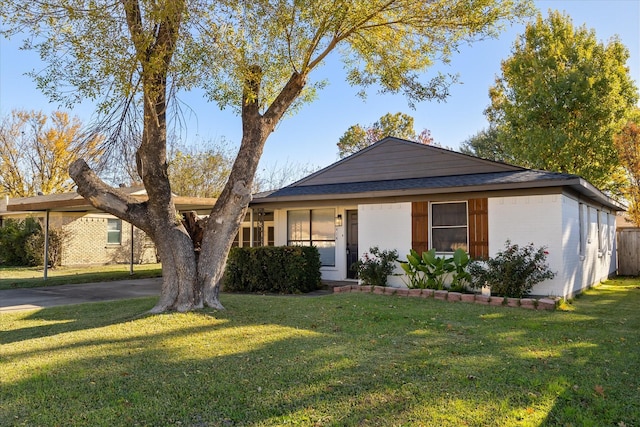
[168,141,233,198]
[400,248,470,290]
[468,240,556,298]
[459,126,513,163]
[0,1,534,116]
[353,246,399,287]
[224,246,321,294]
[24,227,71,268]
[485,11,639,194]
[0,218,71,267]
[0,218,41,266]
[337,113,433,158]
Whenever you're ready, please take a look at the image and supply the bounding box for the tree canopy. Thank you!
[0,110,103,197]
[337,112,433,158]
[1,0,534,312]
[484,10,638,194]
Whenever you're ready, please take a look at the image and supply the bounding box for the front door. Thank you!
[346,210,358,279]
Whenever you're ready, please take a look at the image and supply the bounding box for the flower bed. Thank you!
[333,285,558,310]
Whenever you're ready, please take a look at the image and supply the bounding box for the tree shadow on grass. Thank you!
[1,281,640,425]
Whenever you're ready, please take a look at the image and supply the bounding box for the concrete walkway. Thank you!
[0,277,162,313]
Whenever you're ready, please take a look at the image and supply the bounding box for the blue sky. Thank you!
[1,0,638,172]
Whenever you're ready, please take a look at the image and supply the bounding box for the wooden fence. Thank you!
[617,228,640,276]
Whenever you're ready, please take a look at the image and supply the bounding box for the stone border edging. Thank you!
[333,285,557,311]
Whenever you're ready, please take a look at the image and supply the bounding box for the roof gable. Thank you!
[293,137,523,187]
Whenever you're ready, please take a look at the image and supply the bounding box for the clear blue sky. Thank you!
[1,0,638,172]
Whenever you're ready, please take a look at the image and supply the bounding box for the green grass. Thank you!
[1,278,639,426]
[0,263,162,290]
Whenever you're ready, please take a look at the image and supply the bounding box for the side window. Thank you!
[107,219,122,244]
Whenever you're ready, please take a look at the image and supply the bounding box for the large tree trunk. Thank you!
[198,69,307,309]
[72,0,202,312]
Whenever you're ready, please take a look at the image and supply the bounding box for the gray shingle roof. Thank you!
[263,170,578,198]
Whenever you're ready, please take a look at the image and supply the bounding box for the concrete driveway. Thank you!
[0,277,162,313]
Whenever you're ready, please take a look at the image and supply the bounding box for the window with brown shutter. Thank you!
[412,198,489,259]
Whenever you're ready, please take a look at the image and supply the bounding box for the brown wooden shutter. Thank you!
[412,201,429,254]
[468,198,489,259]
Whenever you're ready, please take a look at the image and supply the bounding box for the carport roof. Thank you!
[1,188,216,214]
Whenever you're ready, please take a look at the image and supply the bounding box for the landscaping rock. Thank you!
[434,290,448,300]
[460,294,475,303]
[408,289,423,297]
[506,297,520,308]
[384,287,397,296]
[537,298,556,310]
[519,298,536,309]
[421,289,434,298]
[490,296,505,306]
[448,292,462,302]
[395,288,410,296]
[373,286,386,295]
[475,295,490,305]
[359,285,373,293]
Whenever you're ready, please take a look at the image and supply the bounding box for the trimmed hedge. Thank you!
[223,246,322,294]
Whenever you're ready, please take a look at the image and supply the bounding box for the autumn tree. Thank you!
[1,0,533,312]
[614,114,640,226]
[337,112,434,158]
[0,110,103,197]
[485,10,639,194]
[168,142,233,198]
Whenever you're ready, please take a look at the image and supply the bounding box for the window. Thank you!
[578,203,586,256]
[107,219,122,244]
[287,208,335,266]
[430,202,468,253]
[267,226,275,246]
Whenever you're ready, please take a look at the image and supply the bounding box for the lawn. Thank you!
[1,278,639,426]
[0,263,162,290]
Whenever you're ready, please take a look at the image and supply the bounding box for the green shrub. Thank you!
[25,227,70,268]
[0,217,41,266]
[353,246,399,287]
[400,248,471,291]
[468,240,556,298]
[223,246,321,294]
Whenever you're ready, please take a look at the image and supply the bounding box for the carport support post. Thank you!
[249,208,254,247]
[43,210,50,281]
[130,222,134,275]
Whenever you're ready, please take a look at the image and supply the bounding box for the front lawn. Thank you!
[1,278,639,426]
[0,263,162,290]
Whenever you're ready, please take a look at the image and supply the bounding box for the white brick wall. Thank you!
[358,202,411,287]
[489,194,616,298]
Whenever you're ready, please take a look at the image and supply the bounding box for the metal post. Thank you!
[249,208,254,247]
[130,222,134,275]
[43,210,50,281]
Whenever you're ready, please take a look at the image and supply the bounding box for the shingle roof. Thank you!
[265,170,577,198]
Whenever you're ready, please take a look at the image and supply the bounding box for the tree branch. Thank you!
[70,159,151,233]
